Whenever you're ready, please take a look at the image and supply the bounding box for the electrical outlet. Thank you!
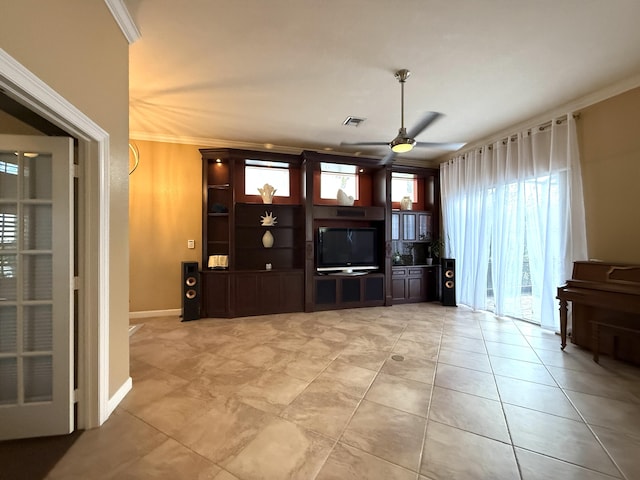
[187,239,195,249]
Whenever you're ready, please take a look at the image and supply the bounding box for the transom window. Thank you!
[320,162,358,200]
[244,159,290,197]
[391,172,417,202]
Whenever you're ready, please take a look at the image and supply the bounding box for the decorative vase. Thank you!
[400,196,412,210]
[337,188,354,206]
[262,230,274,248]
[257,183,276,204]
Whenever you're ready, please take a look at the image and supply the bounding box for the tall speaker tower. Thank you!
[181,261,200,321]
[441,258,457,307]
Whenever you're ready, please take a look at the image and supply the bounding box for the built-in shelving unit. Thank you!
[198,148,441,318]
[390,166,441,303]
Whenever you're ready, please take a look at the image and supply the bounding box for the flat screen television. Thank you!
[316,227,379,274]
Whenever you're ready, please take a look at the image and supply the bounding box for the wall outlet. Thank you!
[187,239,195,249]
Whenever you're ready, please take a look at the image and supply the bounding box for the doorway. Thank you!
[0,49,111,436]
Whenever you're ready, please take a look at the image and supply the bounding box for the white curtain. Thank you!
[440,115,587,330]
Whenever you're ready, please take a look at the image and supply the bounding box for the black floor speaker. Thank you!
[181,261,200,321]
[441,258,457,307]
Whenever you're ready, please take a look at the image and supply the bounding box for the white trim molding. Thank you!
[104,0,141,44]
[129,130,304,155]
[0,48,111,429]
[107,377,132,416]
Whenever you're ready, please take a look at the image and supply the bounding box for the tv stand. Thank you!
[313,273,384,310]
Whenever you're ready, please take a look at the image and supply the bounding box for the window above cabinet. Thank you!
[319,162,359,200]
[391,172,417,202]
[244,159,291,197]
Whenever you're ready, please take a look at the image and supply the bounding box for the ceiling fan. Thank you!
[341,69,465,162]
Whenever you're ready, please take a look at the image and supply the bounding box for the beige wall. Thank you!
[1,1,130,396]
[129,140,202,312]
[579,86,640,264]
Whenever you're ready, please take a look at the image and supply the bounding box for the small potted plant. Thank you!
[427,238,444,265]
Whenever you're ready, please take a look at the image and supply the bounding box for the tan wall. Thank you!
[578,86,640,264]
[129,140,202,312]
[1,1,130,396]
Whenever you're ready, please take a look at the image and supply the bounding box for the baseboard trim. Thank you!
[129,309,180,319]
[107,377,132,417]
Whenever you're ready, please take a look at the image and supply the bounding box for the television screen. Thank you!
[317,227,378,272]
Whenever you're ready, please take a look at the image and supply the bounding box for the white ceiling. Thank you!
[126,0,640,166]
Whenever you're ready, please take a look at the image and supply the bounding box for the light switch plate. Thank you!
[187,239,195,249]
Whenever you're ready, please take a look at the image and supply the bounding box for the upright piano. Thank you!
[557,261,640,364]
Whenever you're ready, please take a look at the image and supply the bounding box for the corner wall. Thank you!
[129,140,202,313]
[578,86,640,264]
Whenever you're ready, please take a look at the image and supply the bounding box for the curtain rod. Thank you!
[461,113,581,154]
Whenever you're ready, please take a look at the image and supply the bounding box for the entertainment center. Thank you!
[199,147,441,318]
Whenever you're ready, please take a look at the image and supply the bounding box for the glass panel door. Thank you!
[0,135,73,440]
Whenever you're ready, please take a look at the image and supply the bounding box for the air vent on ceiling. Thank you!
[343,116,366,127]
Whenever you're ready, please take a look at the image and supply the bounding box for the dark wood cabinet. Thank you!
[392,210,434,267]
[392,265,441,303]
[200,148,304,318]
[314,273,385,310]
[233,270,304,317]
[201,271,230,317]
[199,148,442,317]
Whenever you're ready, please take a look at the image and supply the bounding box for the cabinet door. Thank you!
[278,272,304,312]
[233,273,260,316]
[407,276,425,301]
[315,277,337,305]
[202,272,229,317]
[392,277,407,302]
[391,268,408,302]
[418,213,432,241]
[258,274,283,313]
[391,212,400,241]
[402,213,417,240]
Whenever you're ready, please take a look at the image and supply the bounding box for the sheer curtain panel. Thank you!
[440,115,587,330]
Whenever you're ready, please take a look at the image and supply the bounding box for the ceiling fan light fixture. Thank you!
[390,128,416,153]
[390,139,416,153]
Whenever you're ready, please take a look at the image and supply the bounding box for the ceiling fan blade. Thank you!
[340,141,390,147]
[407,111,442,139]
[381,150,397,164]
[414,141,466,151]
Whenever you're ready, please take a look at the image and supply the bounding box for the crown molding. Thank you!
[128,130,305,155]
[104,0,140,44]
[128,130,445,167]
[449,73,640,159]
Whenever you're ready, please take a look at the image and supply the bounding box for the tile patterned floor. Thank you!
[47,304,640,479]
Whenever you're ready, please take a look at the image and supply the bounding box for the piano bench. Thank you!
[591,321,640,363]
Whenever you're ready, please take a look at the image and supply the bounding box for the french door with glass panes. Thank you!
[0,134,73,440]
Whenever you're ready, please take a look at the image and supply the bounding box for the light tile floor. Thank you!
[47,304,640,480]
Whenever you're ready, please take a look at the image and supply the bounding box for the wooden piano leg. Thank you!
[559,299,568,350]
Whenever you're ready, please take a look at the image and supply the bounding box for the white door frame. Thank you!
[0,48,111,429]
